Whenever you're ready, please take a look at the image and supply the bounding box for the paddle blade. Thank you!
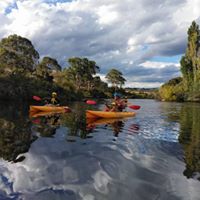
[33,96,42,101]
[64,107,72,112]
[32,118,41,124]
[86,100,96,105]
[128,105,141,110]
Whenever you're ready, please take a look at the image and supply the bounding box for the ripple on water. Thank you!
[0,100,200,200]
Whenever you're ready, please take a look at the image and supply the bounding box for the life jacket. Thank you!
[51,97,58,105]
[111,99,123,111]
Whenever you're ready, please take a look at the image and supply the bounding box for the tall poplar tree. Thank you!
[180,21,200,92]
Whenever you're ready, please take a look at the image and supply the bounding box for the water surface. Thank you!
[0,99,200,200]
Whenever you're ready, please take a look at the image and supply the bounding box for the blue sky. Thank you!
[4,2,18,14]
[150,55,182,63]
[0,0,200,88]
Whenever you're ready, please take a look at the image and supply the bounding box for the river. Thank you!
[0,99,200,200]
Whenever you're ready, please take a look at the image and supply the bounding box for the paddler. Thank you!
[44,92,60,105]
[50,92,60,105]
[105,93,126,112]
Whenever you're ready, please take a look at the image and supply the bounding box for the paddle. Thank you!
[33,95,42,101]
[86,100,97,105]
[86,99,140,110]
[128,105,141,110]
[32,118,41,124]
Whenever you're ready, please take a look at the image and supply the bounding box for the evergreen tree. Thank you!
[35,56,61,81]
[180,21,200,92]
[67,57,100,91]
[106,69,126,89]
[160,21,200,102]
[0,34,39,75]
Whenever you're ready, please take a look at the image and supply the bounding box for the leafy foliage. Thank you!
[66,57,100,91]
[0,35,109,100]
[160,21,200,102]
[180,21,200,98]
[0,34,39,74]
[106,69,126,88]
[159,77,185,101]
[35,56,61,81]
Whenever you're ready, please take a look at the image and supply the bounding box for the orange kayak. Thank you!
[29,110,69,118]
[86,110,135,119]
[30,105,70,113]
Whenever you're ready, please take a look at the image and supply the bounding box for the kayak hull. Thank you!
[30,105,70,113]
[86,110,135,119]
[29,110,69,118]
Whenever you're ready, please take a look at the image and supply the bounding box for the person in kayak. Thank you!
[105,93,127,112]
[43,92,60,105]
[50,92,60,105]
[112,93,125,111]
[123,96,128,108]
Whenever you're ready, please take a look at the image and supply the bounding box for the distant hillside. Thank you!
[125,88,158,99]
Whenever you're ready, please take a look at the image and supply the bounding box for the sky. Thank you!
[0,0,200,88]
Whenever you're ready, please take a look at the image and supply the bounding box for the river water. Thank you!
[0,99,200,200]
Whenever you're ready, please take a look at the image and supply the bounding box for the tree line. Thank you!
[0,34,126,101]
[159,21,200,102]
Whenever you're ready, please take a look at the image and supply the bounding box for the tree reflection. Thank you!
[86,117,127,137]
[30,103,92,142]
[0,100,139,162]
[179,103,200,180]
[109,120,124,137]
[0,103,36,162]
[31,113,61,137]
[61,103,92,142]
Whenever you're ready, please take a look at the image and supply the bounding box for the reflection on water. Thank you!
[31,113,60,138]
[61,103,89,141]
[30,103,137,142]
[0,102,36,163]
[0,100,200,200]
[178,103,200,180]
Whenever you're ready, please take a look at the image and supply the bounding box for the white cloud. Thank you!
[0,131,200,199]
[173,0,200,26]
[96,73,107,82]
[140,61,180,69]
[126,82,163,88]
[96,5,119,25]
[0,0,199,87]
